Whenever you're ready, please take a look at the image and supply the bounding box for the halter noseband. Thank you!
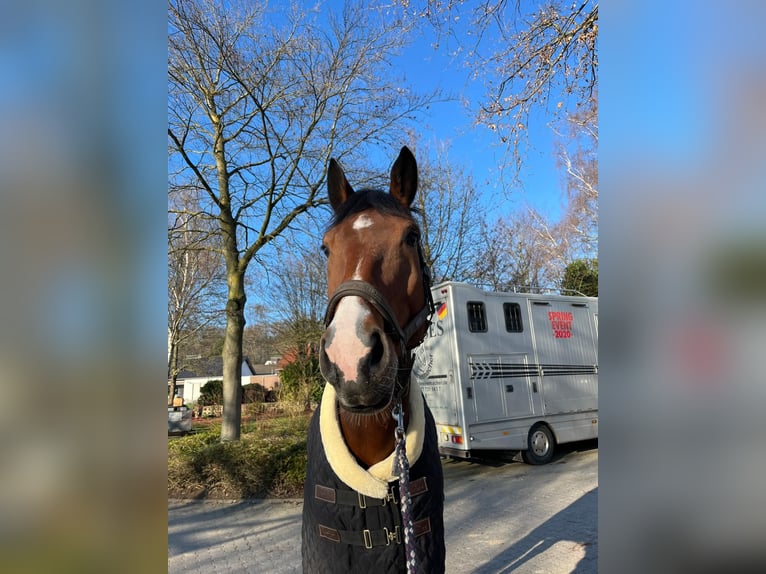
[323,241,435,394]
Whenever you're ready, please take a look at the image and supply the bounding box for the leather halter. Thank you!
[323,241,435,396]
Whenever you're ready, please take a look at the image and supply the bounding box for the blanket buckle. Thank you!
[385,526,401,546]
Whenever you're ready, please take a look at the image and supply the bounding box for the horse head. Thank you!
[319,146,432,414]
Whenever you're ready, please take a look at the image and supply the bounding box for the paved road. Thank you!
[169,442,597,573]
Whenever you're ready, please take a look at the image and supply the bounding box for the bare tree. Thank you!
[268,243,328,329]
[266,247,328,410]
[410,138,486,283]
[167,191,224,404]
[169,0,435,440]
[554,94,598,259]
[268,246,327,371]
[242,304,278,365]
[471,208,558,290]
[474,97,598,292]
[407,0,597,175]
[470,219,512,291]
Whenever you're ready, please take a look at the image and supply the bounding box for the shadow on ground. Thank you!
[474,487,598,574]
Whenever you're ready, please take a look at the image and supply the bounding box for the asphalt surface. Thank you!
[168,441,597,573]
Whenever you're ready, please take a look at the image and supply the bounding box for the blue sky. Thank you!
[300,0,571,223]
[383,4,568,222]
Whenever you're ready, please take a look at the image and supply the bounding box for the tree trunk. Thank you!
[168,335,179,406]
[220,269,246,441]
[212,104,247,442]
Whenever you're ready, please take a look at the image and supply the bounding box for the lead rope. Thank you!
[392,398,419,574]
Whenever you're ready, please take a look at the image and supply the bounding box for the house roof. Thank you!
[248,363,280,376]
[174,356,256,380]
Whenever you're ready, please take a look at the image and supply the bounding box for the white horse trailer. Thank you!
[413,282,598,464]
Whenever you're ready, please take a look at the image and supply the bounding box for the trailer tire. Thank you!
[522,424,555,465]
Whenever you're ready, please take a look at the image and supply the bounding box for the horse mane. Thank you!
[327,189,420,232]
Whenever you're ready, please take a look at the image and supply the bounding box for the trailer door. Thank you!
[468,353,535,422]
[529,300,598,414]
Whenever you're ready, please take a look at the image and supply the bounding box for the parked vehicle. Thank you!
[168,405,192,435]
[413,282,598,464]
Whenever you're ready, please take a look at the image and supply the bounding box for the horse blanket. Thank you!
[301,384,445,573]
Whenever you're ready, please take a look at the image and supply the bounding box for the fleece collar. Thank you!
[319,382,425,499]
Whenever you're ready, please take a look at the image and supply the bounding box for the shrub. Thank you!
[168,414,311,499]
[197,379,223,406]
[279,355,323,407]
[242,383,265,403]
[241,383,276,403]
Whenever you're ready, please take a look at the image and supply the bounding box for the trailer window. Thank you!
[503,303,523,332]
[467,302,487,332]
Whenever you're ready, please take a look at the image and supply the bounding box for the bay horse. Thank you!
[301,147,445,574]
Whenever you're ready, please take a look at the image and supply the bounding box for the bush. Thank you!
[168,414,311,499]
[279,355,323,406]
[242,383,265,403]
[197,379,223,406]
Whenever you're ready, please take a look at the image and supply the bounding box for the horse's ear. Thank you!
[389,146,418,209]
[328,158,355,213]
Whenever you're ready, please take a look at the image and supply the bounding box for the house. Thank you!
[169,356,280,404]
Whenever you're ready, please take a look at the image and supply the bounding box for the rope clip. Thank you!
[392,399,405,441]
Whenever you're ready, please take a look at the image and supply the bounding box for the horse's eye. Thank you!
[321,244,330,257]
[404,229,419,247]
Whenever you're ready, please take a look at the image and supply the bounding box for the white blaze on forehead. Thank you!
[324,296,371,383]
[352,214,374,230]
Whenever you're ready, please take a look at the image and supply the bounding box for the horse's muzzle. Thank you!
[319,314,396,411]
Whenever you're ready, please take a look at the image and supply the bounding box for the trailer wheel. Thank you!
[522,424,555,465]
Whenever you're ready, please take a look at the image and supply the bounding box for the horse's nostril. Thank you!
[318,333,336,384]
[369,332,384,368]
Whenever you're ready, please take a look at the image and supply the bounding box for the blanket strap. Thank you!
[313,477,429,508]
[318,517,432,549]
